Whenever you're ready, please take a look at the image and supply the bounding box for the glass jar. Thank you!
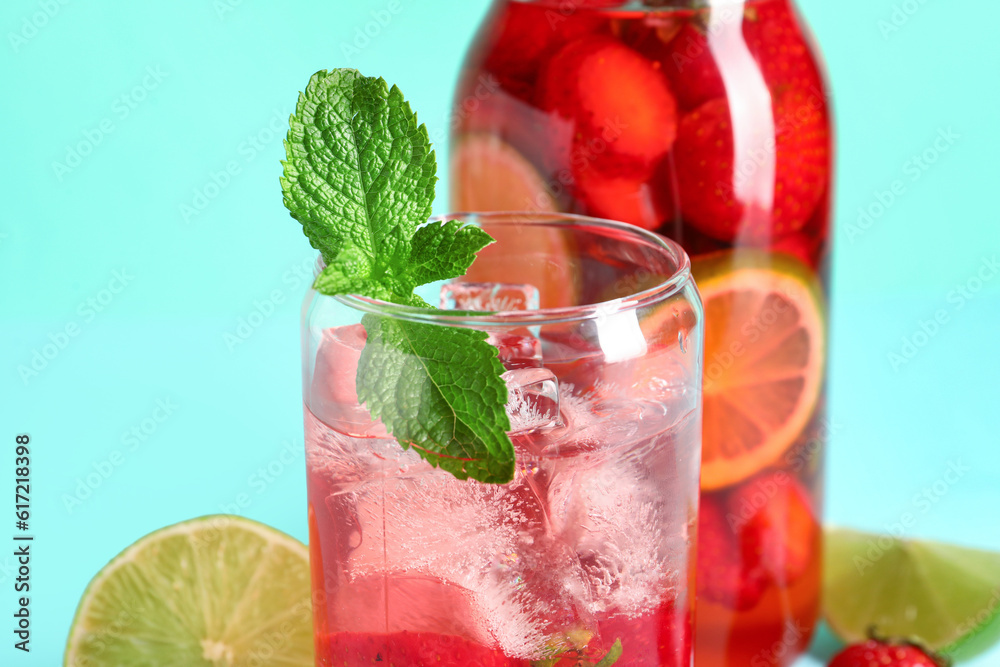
[303,213,704,666]
[451,3,832,665]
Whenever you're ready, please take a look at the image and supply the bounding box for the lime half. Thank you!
[65,515,314,666]
[824,527,1000,660]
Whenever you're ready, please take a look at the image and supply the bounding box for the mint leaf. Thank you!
[406,220,495,288]
[595,639,623,667]
[281,69,515,485]
[357,315,514,484]
[312,245,387,298]
[281,69,436,270]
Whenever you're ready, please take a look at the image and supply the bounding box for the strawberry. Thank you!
[661,1,824,110]
[537,36,679,168]
[482,2,605,97]
[673,89,830,242]
[727,472,817,586]
[659,21,727,111]
[572,157,674,231]
[743,1,824,96]
[697,492,768,611]
[829,638,948,667]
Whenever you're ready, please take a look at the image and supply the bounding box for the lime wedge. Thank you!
[65,515,313,666]
[824,527,1000,660]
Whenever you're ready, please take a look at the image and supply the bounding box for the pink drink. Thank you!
[302,214,703,666]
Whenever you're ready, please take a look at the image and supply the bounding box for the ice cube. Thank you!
[440,282,540,312]
[492,331,543,370]
[503,367,561,433]
[309,324,388,438]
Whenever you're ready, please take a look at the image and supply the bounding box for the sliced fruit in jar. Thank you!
[660,1,824,110]
[825,528,1000,660]
[537,36,678,167]
[65,515,313,666]
[451,135,577,309]
[698,492,769,611]
[456,88,575,178]
[573,161,671,231]
[694,251,825,490]
[482,1,606,95]
[452,133,558,214]
[659,21,727,111]
[771,231,816,269]
[727,472,818,586]
[673,92,830,242]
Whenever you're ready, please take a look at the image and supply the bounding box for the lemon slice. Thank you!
[692,250,826,490]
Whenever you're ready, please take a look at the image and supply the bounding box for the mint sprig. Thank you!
[357,316,513,483]
[281,69,514,484]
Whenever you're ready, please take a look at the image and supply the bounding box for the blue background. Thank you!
[1,0,998,664]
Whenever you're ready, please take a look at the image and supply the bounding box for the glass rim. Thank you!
[328,211,693,328]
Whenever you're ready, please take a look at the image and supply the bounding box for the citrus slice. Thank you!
[693,250,825,490]
[824,527,1000,660]
[65,515,313,666]
[450,133,576,309]
[451,132,558,214]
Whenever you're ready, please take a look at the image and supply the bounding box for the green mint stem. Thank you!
[595,639,624,667]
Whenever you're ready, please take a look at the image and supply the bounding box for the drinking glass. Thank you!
[302,212,703,666]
